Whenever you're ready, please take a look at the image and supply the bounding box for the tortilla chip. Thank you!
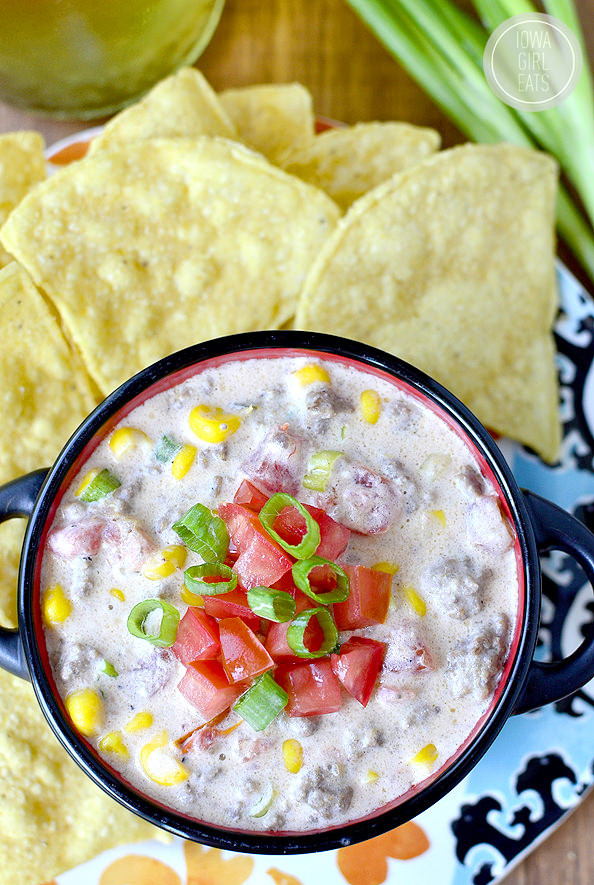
[0,131,46,266]
[296,143,560,462]
[220,83,315,162]
[1,138,340,395]
[0,262,99,626]
[280,122,440,210]
[0,669,157,884]
[89,67,236,155]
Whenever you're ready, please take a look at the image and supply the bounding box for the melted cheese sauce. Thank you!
[42,356,519,831]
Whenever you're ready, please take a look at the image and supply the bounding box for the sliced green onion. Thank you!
[172,502,229,562]
[127,599,180,647]
[286,607,339,658]
[259,493,320,559]
[292,556,350,604]
[247,586,296,622]
[302,450,343,492]
[79,469,120,502]
[249,783,275,817]
[184,562,238,596]
[99,659,118,678]
[233,672,288,731]
[155,434,183,463]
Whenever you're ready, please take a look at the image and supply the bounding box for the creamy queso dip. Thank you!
[41,355,519,832]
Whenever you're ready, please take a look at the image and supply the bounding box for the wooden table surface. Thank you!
[1,2,594,883]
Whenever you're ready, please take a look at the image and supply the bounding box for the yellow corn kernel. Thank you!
[372,561,399,575]
[181,584,204,606]
[125,711,153,733]
[65,688,102,736]
[43,584,72,625]
[75,468,100,497]
[411,743,438,766]
[110,587,125,601]
[142,545,187,580]
[163,545,187,568]
[171,443,197,479]
[282,739,303,774]
[99,731,129,759]
[404,586,427,617]
[292,363,331,386]
[360,389,382,424]
[109,427,149,459]
[365,770,379,783]
[140,731,188,786]
[430,509,446,527]
[189,405,241,444]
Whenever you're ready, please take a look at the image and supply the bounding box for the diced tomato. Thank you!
[333,565,391,630]
[313,508,351,560]
[219,617,275,683]
[265,589,323,659]
[330,637,386,707]
[172,608,220,665]
[272,506,309,546]
[218,503,293,589]
[272,504,350,560]
[177,661,247,720]
[233,480,269,513]
[203,588,260,632]
[275,660,342,716]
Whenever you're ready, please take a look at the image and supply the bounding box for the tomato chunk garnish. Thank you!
[218,503,293,589]
[330,637,386,707]
[202,588,260,632]
[233,480,269,513]
[177,661,247,720]
[333,565,391,630]
[219,617,274,683]
[172,607,220,665]
[265,589,324,659]
[272,503,350,560]
[275,659,342,716]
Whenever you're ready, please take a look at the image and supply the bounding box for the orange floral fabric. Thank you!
[337,823,430,885]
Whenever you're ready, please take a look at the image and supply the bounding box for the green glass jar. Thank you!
[0,0,225,119]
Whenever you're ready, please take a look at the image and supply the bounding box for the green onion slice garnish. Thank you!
[99,659,118,678]
[184,562,237,596]
[247,586,296,622]
[249,783,275,817]
[127,599,180,647]
[302,450,343,492]
[172,502,229,563]
[79,469,120,502]
[286,607,339,658]
[292,556,350,604]
[259,493,320,559]
[155,434,183,463]
[234,672,288,731]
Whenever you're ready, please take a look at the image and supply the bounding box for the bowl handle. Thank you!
[0,469,48,680]
[513,489,594,714]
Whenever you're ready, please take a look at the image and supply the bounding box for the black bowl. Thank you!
[2,330,594,854]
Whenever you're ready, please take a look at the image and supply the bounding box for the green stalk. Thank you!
[557,186,594,278]
[344,0,594,282]
[543,0,594,222]
[473,0,594,228]
[395,0,532,143]
[344,0,498,140]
